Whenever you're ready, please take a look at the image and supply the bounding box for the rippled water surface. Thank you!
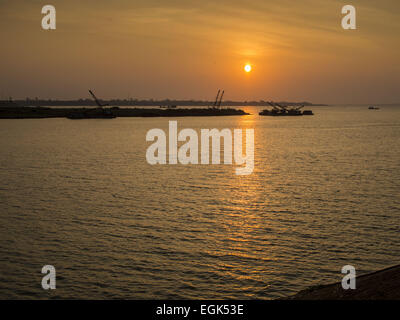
[0,105,399,299]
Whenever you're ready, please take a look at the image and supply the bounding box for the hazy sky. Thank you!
[0,0,399,103]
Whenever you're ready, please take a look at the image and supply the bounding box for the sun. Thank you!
[244,64,252,73]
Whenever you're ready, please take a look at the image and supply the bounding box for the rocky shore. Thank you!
[0,106,249,119]
[286,264,400,300]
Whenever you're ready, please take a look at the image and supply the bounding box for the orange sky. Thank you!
[0,0,399,103]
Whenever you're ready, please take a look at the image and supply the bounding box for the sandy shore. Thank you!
[286,264,400,300]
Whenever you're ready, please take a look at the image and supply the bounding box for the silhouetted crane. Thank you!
[267,101,281,111]
[275,102,288,111]
[217,90,224,108]
[89,90,109,108]
[212,89,221,108]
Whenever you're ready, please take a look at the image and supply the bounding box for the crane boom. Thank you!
[217,90,224,108]
[89,90,108,107]
[268,101,281,110]
[275,103,287,110]
[212,89,220,108]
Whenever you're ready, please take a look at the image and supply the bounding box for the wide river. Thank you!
[0,105,399,299]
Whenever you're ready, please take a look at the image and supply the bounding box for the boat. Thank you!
[259,102,313,116]
[259,109,295,116]
[368,106,380,110]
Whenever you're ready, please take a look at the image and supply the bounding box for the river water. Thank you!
[0,105,399,299]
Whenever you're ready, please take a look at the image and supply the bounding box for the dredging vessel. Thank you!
[259,102,314,116]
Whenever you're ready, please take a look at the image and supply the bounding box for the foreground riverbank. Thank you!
[286,264,400,300]
[0,106,249,119]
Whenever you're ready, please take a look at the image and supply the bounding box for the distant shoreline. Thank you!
[284,264,400,300]
[0,100,328,108]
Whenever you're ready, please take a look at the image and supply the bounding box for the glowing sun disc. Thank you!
[244,64,252,72]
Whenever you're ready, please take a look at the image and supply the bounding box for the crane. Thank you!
[217,90,224,108]
[267,101,281,111]
[274,102,288,111]
[88,90,109,108]
[212,89,221,108]
[294,105,304,111]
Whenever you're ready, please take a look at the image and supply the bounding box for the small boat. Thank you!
[368,106,380,110]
